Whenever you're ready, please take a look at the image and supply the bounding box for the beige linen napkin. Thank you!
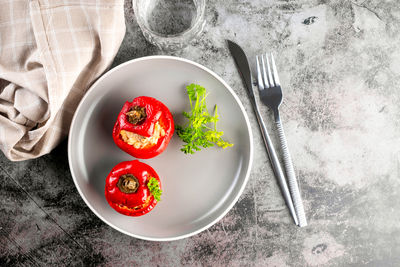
[0,0,125,161]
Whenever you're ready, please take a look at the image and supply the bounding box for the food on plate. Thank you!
[176,83,233,154]
[105,160,162,216]
[113,96,174,159]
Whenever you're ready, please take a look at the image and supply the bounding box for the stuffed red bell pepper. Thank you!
[112,96,174,159]
[105,160,162,216]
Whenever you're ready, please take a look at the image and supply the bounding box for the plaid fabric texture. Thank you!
[0,0,125,161]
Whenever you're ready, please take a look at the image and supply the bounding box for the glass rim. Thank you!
[132,0,206,40]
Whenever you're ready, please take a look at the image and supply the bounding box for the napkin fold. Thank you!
[0,0,125,161]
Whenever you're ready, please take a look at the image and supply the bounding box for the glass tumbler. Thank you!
[133,0,206,51]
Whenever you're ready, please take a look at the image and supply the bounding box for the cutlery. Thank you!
[256,53,307,227]
[227,40,299,226]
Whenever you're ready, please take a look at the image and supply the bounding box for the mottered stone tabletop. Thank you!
[1,0,400,266]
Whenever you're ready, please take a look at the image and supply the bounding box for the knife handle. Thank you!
[251,99,299,226]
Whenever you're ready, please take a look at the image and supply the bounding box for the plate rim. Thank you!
[68,55,254,241]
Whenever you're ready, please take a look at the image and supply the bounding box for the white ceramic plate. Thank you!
[68,56,253,241]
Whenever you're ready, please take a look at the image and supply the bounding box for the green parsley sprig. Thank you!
[176,83,233,154]
[147,177,162,202]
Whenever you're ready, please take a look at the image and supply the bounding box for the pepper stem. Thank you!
[117,174,139,194]
[126,106,147,125]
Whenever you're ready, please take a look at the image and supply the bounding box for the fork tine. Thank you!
[256,56,264,90]
[265,53,275,87]
[261,54,270,88]
[270,53,280,86]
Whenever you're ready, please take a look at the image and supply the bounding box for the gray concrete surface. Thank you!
[2,0,400,266]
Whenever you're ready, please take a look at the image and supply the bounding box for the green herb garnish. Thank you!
[147,177,162,202]
[176,83,233,154]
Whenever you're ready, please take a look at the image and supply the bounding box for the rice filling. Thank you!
[120,121,166,149]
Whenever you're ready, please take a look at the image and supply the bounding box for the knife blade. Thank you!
[227,40,299,226]
[226,40,256,103]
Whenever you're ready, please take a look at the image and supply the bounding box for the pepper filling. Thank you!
[117,174,139,194]
[126,106,146,125]
[120,121,166,149]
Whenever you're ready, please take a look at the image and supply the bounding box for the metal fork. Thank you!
[256,53,307,227]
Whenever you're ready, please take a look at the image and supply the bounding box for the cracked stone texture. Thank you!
[2,0,400,266]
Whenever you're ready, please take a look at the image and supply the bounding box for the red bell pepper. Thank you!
[112,96,174,159]
[105,160,162,216]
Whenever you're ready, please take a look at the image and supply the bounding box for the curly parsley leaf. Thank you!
[147,177,162,202]
[176,84,234,154]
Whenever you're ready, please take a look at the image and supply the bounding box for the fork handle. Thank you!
[251,103,299,226]
[276,120,307,227]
